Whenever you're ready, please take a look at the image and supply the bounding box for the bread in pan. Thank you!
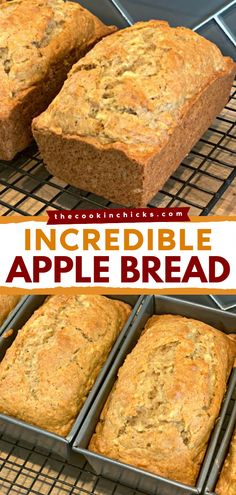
[90,314,236,485]
[0,295,131,436]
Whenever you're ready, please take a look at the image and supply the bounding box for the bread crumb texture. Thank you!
[0,295,131,436]
[90,314,236,485]
[36,20,234,160]
[0,0,115,112]
[216,426,236,495]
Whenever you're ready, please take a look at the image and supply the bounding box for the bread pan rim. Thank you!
[0,294,144,454]
[73,295,236,493]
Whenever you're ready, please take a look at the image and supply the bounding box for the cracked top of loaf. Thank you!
[216,424,236,494]
[89,314,236,485]
[0,0,115,112]
[34,20,235,162]
[0,294,131,436]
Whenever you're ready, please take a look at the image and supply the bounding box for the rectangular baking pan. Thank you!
[73,295,236,495]
[0,296,29,336]
[163,295,236,314]
[204,380,236,495]
[0,294,145,460]
[76,0,130,27]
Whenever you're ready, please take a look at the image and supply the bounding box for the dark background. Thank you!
[78,0,236,58]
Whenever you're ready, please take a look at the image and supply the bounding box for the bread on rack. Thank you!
[0,0,116,160]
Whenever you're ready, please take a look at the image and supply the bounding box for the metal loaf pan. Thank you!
[0,294,144,460]
[73,295,236,495]
[0,296,29,336]
[204,381,236,495]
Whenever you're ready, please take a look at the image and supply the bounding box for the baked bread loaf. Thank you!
[0,295,21,326]
[216,412,236,494]
[0,295,131,436]
[89,314,236,485]
[0,0,116,160]
[33,20,235,207]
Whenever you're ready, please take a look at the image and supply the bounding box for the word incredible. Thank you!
[4,227,230,285]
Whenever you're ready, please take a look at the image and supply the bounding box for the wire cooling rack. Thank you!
[0,81,235,217]
[0,379,235,495]
[0,434,144,495]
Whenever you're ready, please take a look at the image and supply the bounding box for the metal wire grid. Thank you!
[0,82,235,217]
[0,435,144,495]
[0,0,235,488]
[0,296,146,495]
[0,383,235,495]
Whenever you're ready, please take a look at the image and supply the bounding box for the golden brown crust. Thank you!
[34,20,234,158]
[0,295,21,326]
[0,0,116,159]
[216,427,236,495]
[33,20,235,206]
[89,314,236,485]
[33,68,235,207]
[0,295,131,436]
